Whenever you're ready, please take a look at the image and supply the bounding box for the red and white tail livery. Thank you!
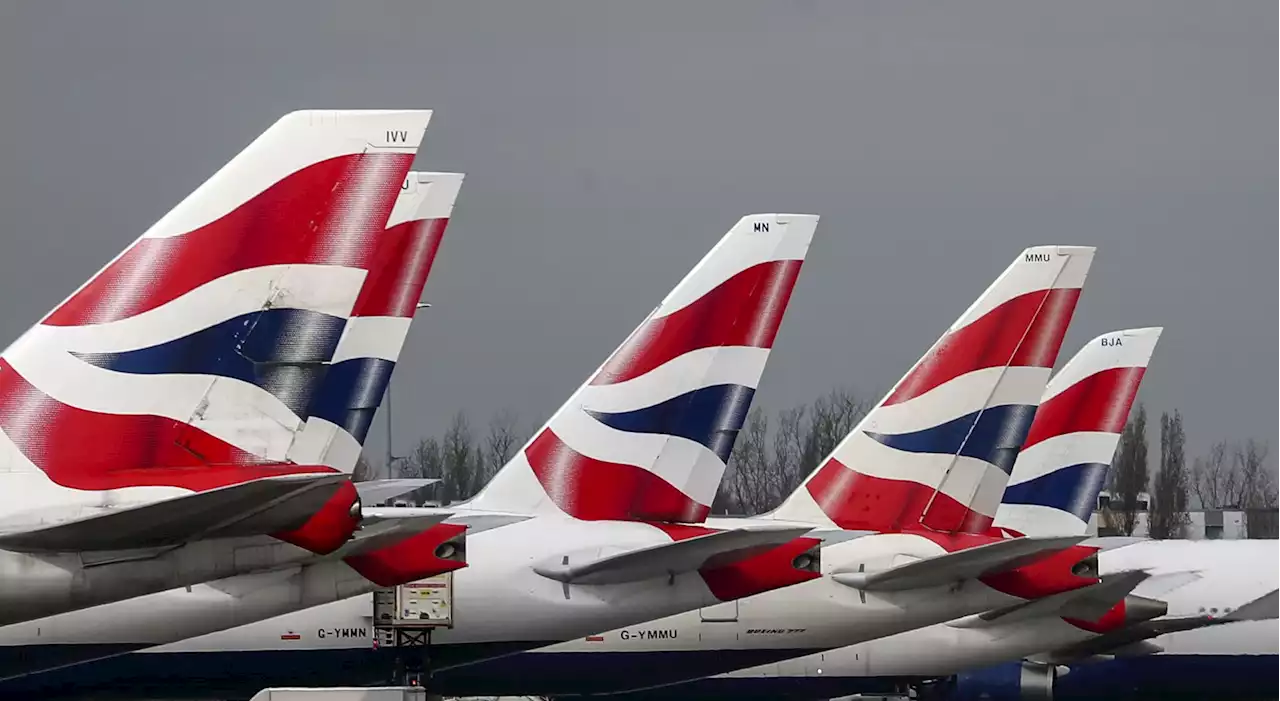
[0,169,471,680]
[469,214,815,522]
[631,327,1168,701]
[288,171,464,472]
[35,213,827,687]
[0,109,431,626]
[995,326,1163,538]
[421,245,1106,699]
[774,246,1095,534]
[0,241,1133,699]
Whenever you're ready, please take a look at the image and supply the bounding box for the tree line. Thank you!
[357,392,1278,538]
[1111,404,1278,539]
[354,408,527,504]
[713,387,870,515]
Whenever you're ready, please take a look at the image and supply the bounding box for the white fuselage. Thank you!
[144,528,1030,656]
[64,520,1089,700]
[0,513,752,665]
[0,555,391,675]
[530,528,1041,656]
[713,539,1280,684]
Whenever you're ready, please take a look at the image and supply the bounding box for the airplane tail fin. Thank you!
[467,214,820,521]
[994,327,1163,537]
[0,110,428,504]
[286,171,464,471]
[772,246,1095,533]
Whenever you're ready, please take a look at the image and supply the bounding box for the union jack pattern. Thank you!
[287,171,463,472]
[468,214,820,522]
[773,246,1096,534]
[0,111,432,526]
[994,327,1162,538]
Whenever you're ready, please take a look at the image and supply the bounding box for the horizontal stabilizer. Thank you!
[357,506,454,527]
[1225,587,1280,621]
[1078,536,1148,552]
[832,535,1086,592]
[1055,570,1154,621]
[1130,570,1203,599]
[534,525,814,585]
[1042,588,1279,663]
[337,512,454,558]
[809,529,875,547]
[0,473,348,552]
[355,479,441,505]
[362,508,530,536]
[951,570,1150,629]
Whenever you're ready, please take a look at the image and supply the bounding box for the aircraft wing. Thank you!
[950,570,1152,629]
[831,535,1087,592]
[1038,588,1280,663]
[534,524,816,585]
[0,473,348,552]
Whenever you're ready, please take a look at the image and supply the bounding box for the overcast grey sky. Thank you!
[1,1,1275,471]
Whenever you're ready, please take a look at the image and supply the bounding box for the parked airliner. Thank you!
[420,245,1113,698]
[9,245,1127,699]
[0,109,435,626]
[614,327,1276,701]
[0,170,470,680]
[589,326,1174,699]
[937,540,1279,701]
[0,212,829,697]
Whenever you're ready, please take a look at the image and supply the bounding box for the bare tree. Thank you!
[1193,439,1277,510]
[482,408,524,480]
[1234,440,1277,509]
[727,408,775,515]
[1108,403,1149,536]
[404,437,443,480]
[800,387,868,479]
[718,387,870,516]
[1149,410,1189,539]
[1191,441,1233,509]
[773,406,807,502]
[441,411,481,503]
